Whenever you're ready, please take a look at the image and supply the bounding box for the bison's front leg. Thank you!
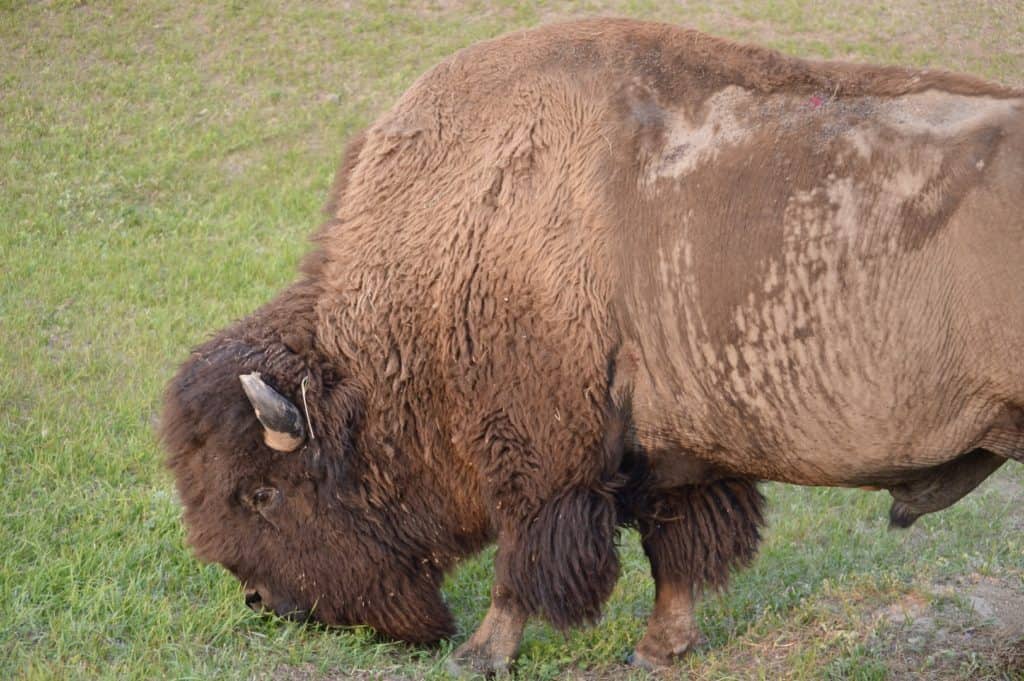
[449,546,528,675]
[450,484,622,675]
[631,479,765,668]
[445,336,627,673]
[630,579,704,669]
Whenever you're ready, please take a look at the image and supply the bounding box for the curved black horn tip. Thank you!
[239,372,306,451]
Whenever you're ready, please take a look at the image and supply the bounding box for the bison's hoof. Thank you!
[447,643,512,678]
[629,632,707,669]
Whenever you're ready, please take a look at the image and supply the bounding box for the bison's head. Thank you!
[160,332,470,643]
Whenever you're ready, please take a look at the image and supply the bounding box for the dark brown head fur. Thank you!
[160,285,481,640]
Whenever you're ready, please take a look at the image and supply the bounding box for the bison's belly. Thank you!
[625,344,999,487]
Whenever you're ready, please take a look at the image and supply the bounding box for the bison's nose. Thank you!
[244,588,263,610]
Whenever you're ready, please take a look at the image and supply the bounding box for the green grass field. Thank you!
[3,1,1024,679]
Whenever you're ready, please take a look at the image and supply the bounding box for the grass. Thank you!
[2,1,1023,679]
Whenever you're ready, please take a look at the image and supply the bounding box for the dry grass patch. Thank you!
[695,580,1024,680]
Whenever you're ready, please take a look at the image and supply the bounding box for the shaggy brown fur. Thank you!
[162,17,1024,674]
[162,283,473,642]
[633,479,765,591]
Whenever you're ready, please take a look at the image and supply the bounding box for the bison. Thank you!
[161,18,1024,674]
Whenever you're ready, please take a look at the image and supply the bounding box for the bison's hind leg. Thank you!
[627,478,765,669]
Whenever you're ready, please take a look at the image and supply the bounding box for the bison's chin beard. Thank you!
[368,583,455,645]
[324,576,455,645]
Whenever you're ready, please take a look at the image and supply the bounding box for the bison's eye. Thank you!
[246,486,282,514]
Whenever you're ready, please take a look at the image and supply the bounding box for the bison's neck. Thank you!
[301,259,497,554]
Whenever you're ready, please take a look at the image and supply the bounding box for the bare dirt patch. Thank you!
[872,576,1024,680]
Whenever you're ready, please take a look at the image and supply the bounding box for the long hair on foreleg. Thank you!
[636,478,766,590]
[504,483,622,630]
[502,407,630,630]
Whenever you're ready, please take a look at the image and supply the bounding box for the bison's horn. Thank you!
[239,372,306,452]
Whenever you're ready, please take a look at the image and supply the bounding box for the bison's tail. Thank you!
[503,484,621,631]
[635,478,766,592]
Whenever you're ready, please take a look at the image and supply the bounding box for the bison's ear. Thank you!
[239,372,306,452]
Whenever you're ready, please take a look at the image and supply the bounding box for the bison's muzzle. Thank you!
[243,586,311,623]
